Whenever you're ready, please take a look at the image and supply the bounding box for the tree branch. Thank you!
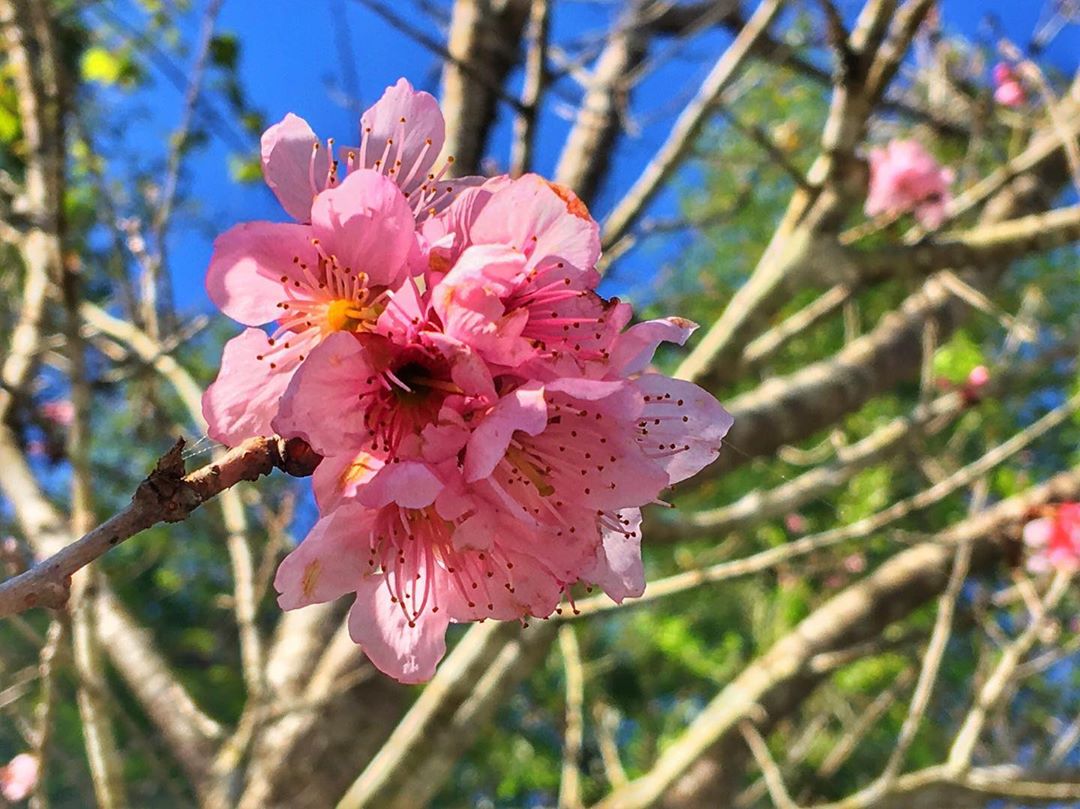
[0,435,318,618]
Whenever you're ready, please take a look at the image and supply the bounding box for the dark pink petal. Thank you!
[275,504,372,609]
[610,317,697,374]
[633,374,733,484]
[205,222,315,326]
[311,169,415,288]
[273,332,379,454]
[464,383,548,481]
[202,329,295,445]
[261,113,330,222]
[583,509,645,602]
[348,572,450,684]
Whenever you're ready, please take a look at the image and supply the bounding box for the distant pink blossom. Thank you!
[40,399,74,426]
[993,62,1026,107]
[1,753,39,802]
[843,552,866,574]
[865,139,954,229]
[962,364,990,403]
[1024,503,1080,573]
[966,365,989,388]
[784,513,807,534]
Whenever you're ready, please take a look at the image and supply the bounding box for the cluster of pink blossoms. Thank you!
[202,80,733,683]
[865,139,954,229]
[1024,503,1080,574]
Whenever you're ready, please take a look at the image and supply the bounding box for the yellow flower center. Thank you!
[325,298,379,333]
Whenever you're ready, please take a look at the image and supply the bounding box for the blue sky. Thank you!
[92,0,1079,315]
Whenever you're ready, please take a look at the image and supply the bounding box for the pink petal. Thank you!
[378,277,428,341]
[422,332,497,402]
[583,508,645,602]
[311,169,416,288]
[356,78,445,195]
[205,221,315,326]
[261,113,330,222]
[202,329,296,445]
[464,383,548,481]
[312,449,385,513]
[633,374,734,484]
[272,332,379,454]
[348,573,451,684]
[432,245,535,366]
[469,174,601,274]
[357,461,444,509]
[275,504,373,609]
[609,317,698,374]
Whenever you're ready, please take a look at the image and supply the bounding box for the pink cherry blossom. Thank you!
[208,79,737,685]
[203,169,416,445]
[966,365,989,388]
[784,513,807,534]
[275,489,585,683]
[262,78,481,224]
[1,753,39,802]
[1024,503,1080,573]
[865,139,954,229]
[39,399,74,426]
[993,62,1026,108]
[274,329,731,680]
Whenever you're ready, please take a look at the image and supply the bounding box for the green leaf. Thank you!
[932,331,985,384]
[209,33,240,70]
[228,153,263,184]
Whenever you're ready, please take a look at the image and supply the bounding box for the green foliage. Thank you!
[80,46,140,88]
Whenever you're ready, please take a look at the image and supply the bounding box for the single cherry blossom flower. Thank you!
[203,169,416,444]
[1024,503,1080,573]
[865,139,954,229]
[275,482,594,683]
[262,78,482,224]
[1,753,39,802]
[993,62,1026,107]
[784,513,807,534]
